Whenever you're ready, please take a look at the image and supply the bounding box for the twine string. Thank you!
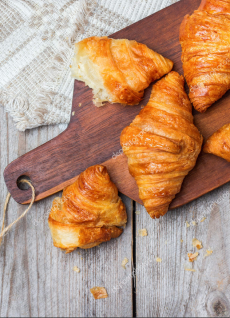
[0,180,35,246]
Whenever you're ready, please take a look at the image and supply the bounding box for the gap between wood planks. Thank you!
[132,200,137,317]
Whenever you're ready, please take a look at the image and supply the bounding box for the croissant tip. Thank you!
[198,0,206,10]
[195,107,208,113]
[96,165,108,176]
[192,102,209,113]
[86,165,108,177]
[165,71,185,86]
[148,211,167,219]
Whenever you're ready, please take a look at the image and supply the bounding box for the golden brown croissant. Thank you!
[71,36,173,106]
[203,123,230,161]
[120,71,203,219]
[180,0,230,113]
[48,165,127,253]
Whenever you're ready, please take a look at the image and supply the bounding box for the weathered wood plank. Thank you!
[0,113,133,317]
[135,186,230,317]
[3,1,230,317]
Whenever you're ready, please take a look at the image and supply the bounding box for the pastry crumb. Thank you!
[72,111,75,116]
[73,266,80,273]
[79,103,82,107]
[200,217,206,223]
[186,221,190,228]
[192,238,203,250]
[192,221,197,226]
[188,252,199,262]
[121,258,129,269]
[185,268,196,272]
[205,249,213,258]
[90,287,108,300]
[135,211,140,215]
[156,257,162,263]
[181,239,183,243]
[138,229,148,237]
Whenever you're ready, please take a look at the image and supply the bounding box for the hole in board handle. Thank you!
[17,175,32,191]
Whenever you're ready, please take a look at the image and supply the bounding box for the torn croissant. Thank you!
[71,36,173,106]
[180,0,230,112]
[203,123,230,162]
[48,165,127,253]
[120,72,203,219]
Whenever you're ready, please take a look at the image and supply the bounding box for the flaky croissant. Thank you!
[203,123,230,161]
[71,36,173,106]
[120,72,203,219]
[48,165,127,253]
[180,0,230,113]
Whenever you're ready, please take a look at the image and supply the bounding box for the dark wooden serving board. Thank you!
[4,0,230,209]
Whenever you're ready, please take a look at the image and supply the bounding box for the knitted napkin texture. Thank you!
[0,0,177,131]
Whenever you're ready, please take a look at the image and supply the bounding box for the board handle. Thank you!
[3,135,142,205]
[3,81,93,205]
[3,129,73,204]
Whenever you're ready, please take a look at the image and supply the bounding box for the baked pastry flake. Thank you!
[90,287,108,300]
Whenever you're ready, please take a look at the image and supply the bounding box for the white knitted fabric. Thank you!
[0,0,178,131]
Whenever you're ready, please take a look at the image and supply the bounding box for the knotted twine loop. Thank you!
[0,180,35,246]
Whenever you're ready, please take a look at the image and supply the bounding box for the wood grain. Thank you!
[2,0,230,317]
[135,189,230,317]
[0,108,133,317]
[2,104,230,317]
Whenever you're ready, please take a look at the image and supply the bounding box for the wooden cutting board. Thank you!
[4,0,230,209]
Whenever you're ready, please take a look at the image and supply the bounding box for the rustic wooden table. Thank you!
[1,110,230,317]
[1,0,230,314]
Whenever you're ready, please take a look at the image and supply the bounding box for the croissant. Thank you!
[71,36,173,106]
[48,165,127,253]
[180,0,230,113]
[120,72,203,219]
[203,123,230,161]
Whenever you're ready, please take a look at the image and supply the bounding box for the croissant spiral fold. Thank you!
[48,165,127,253]
[120,72,203,219]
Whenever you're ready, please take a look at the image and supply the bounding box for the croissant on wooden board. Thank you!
[48,165,127,253]
[203,123,230,162]
[180,0,230,113]
[71,36,173,106]
[120,71,203,219]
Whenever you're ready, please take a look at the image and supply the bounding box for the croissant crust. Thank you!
[48,165,127,253]
[71,36,173,106]
[180,0,230,112]
[203,123,230,162]
[120,72,203,219]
